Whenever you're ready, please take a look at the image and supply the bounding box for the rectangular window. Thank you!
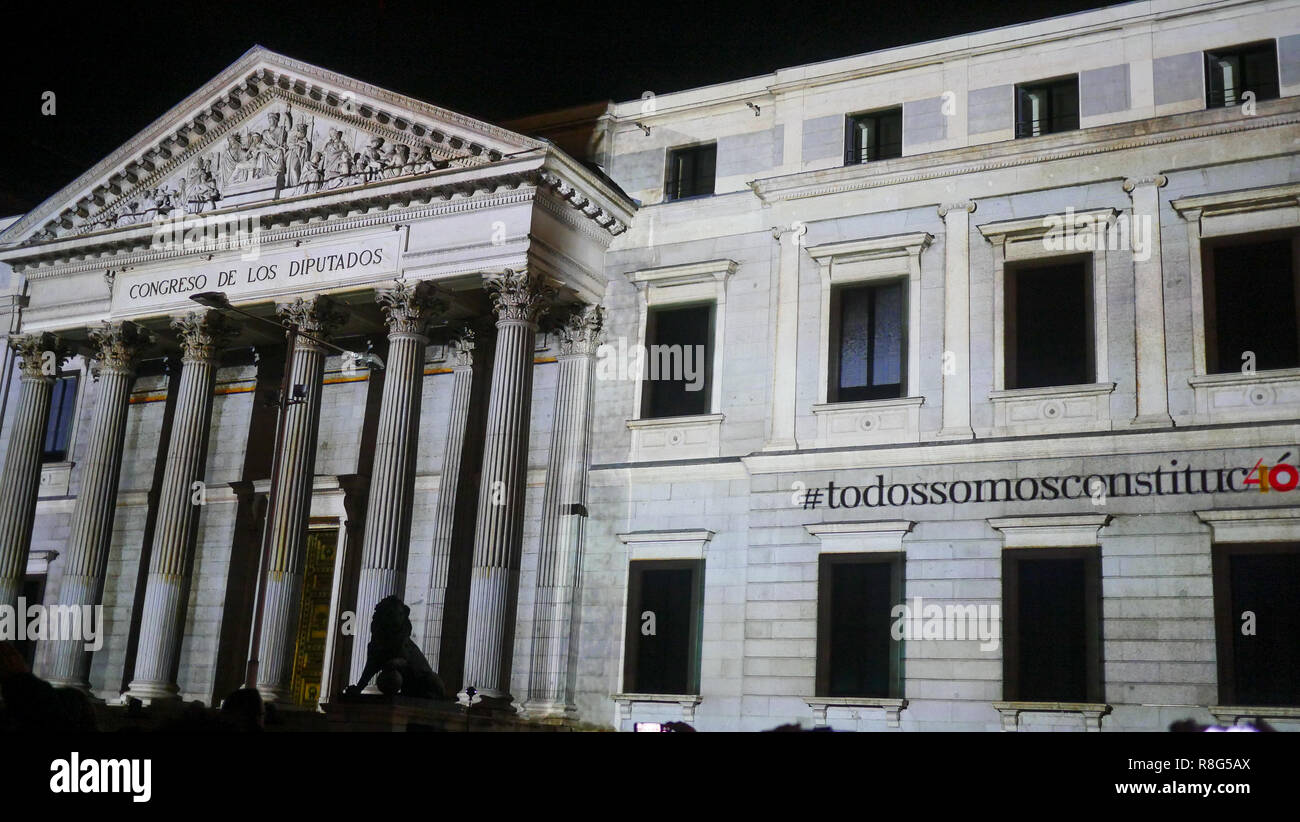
[1213,543,1300,706]
[1202,232,1300,373]
[640,303,714,418]
[1015,76,1079,138]
[43,373,79,462]
[1002,547,1102,703]
[1205,41,1279,108]
[1005,259,1093,389]
[665,144,716,201]
[623,560,703,695]
[829,280,906,402]
[845,108,903,165]
[816,553,903,698]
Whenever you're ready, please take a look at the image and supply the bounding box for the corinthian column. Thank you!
[526,305,602,718]
[348,280,444,686]
[423,327,477,669]
[43,322,153,691]
[461,268,554,708]
[0,333,63,609]
[256,295,345,704]
[127,310,237,702]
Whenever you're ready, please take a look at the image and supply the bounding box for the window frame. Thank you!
[622,558,705,697]
[1211,541,1300,707]
[639,301,716,419]
[1204,40,1280,109]
[1198,228,1300,375]
[664,142,717,203]
[844,106,903,165]
[1014,75,1080,138]
[42,370,81,463]
[815,551,904,700]
[1004,256,1096,391]
[829,278,908,403]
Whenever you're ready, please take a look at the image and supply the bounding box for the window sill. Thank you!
[627,413,723,461]
[612,693,703,724]
[1187,367,1300,424]
[39,461,74,498]
[1209,705,1300,727]
[992,701,1111,731]
[811,396,923,447]
[805,696,908,728]
[988,382,1114,435]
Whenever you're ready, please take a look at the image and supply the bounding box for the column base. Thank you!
[122,681,181,705]
[1129,413,1175,429]
[760,438,799,453]
[935,426,975,441]
[457,687,518,715]
[519,700,580,723]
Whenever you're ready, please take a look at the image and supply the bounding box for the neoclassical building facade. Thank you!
[2,0,1300,730]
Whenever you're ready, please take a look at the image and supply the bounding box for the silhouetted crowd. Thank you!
[1,640,268,733]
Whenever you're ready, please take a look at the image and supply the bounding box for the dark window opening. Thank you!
[1006,260,1093,389]
[624,560,703,695]
[640,303,713,419]
[845,108,903,165]
[43,373,79,462]
[1203,233,1300,374]
[1213,544,1300,707]
[830,280,906,402]
[1205,41,1279,108]
[665,144,716,201]
[816,554,902,698]
[1003,547,1102,703]
[1015,77,1079,138]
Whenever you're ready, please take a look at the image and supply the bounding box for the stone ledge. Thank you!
[992,701,1111,731]
[1209,705,1300,726]
[805,696,908,728]
[611,693,702,724]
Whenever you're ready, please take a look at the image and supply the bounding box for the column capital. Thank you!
[375,279,445,337]
[447,325,479,368]
[938,200,977,218]
[1123,174,1168,193]
[276,294,347,341]
[556,304,604,356]
[87,321,154,377]
[484,267,555,326]
[10,332,65,381]
[171,310,239,364]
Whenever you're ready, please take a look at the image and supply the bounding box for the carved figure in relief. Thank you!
[410,145,435,174]
[293,151,324,196]
[283,122,312,187]
[322,128,352,188]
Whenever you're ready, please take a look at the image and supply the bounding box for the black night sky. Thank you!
[0,0,1129,216]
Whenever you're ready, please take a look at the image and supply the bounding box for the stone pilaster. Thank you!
[348,280,444,686]
[42,322,152,691]
[256,295,346,703]
[423,327,477,668]
[938,200,976,440]
[460,268,554,707]
[525,305,602,717]
[0,333,64,609]
[126,310,236,702]
[767,226,801,450]
[1124,174,1174,427]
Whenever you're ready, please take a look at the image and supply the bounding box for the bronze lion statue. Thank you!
[344,596,446,699]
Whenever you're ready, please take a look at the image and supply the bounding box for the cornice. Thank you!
[749,101,1300,204]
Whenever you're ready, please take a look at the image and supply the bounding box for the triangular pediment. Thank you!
[3,47,543,245]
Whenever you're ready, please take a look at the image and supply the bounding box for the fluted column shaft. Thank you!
[527,306,601,714]
[423,330,476,667]
[0,333,61,609]
[461,269,553,704]
[127,311,235,701]
[257,296,344,703]
[349,281,443,686]
[43,323,151,690]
